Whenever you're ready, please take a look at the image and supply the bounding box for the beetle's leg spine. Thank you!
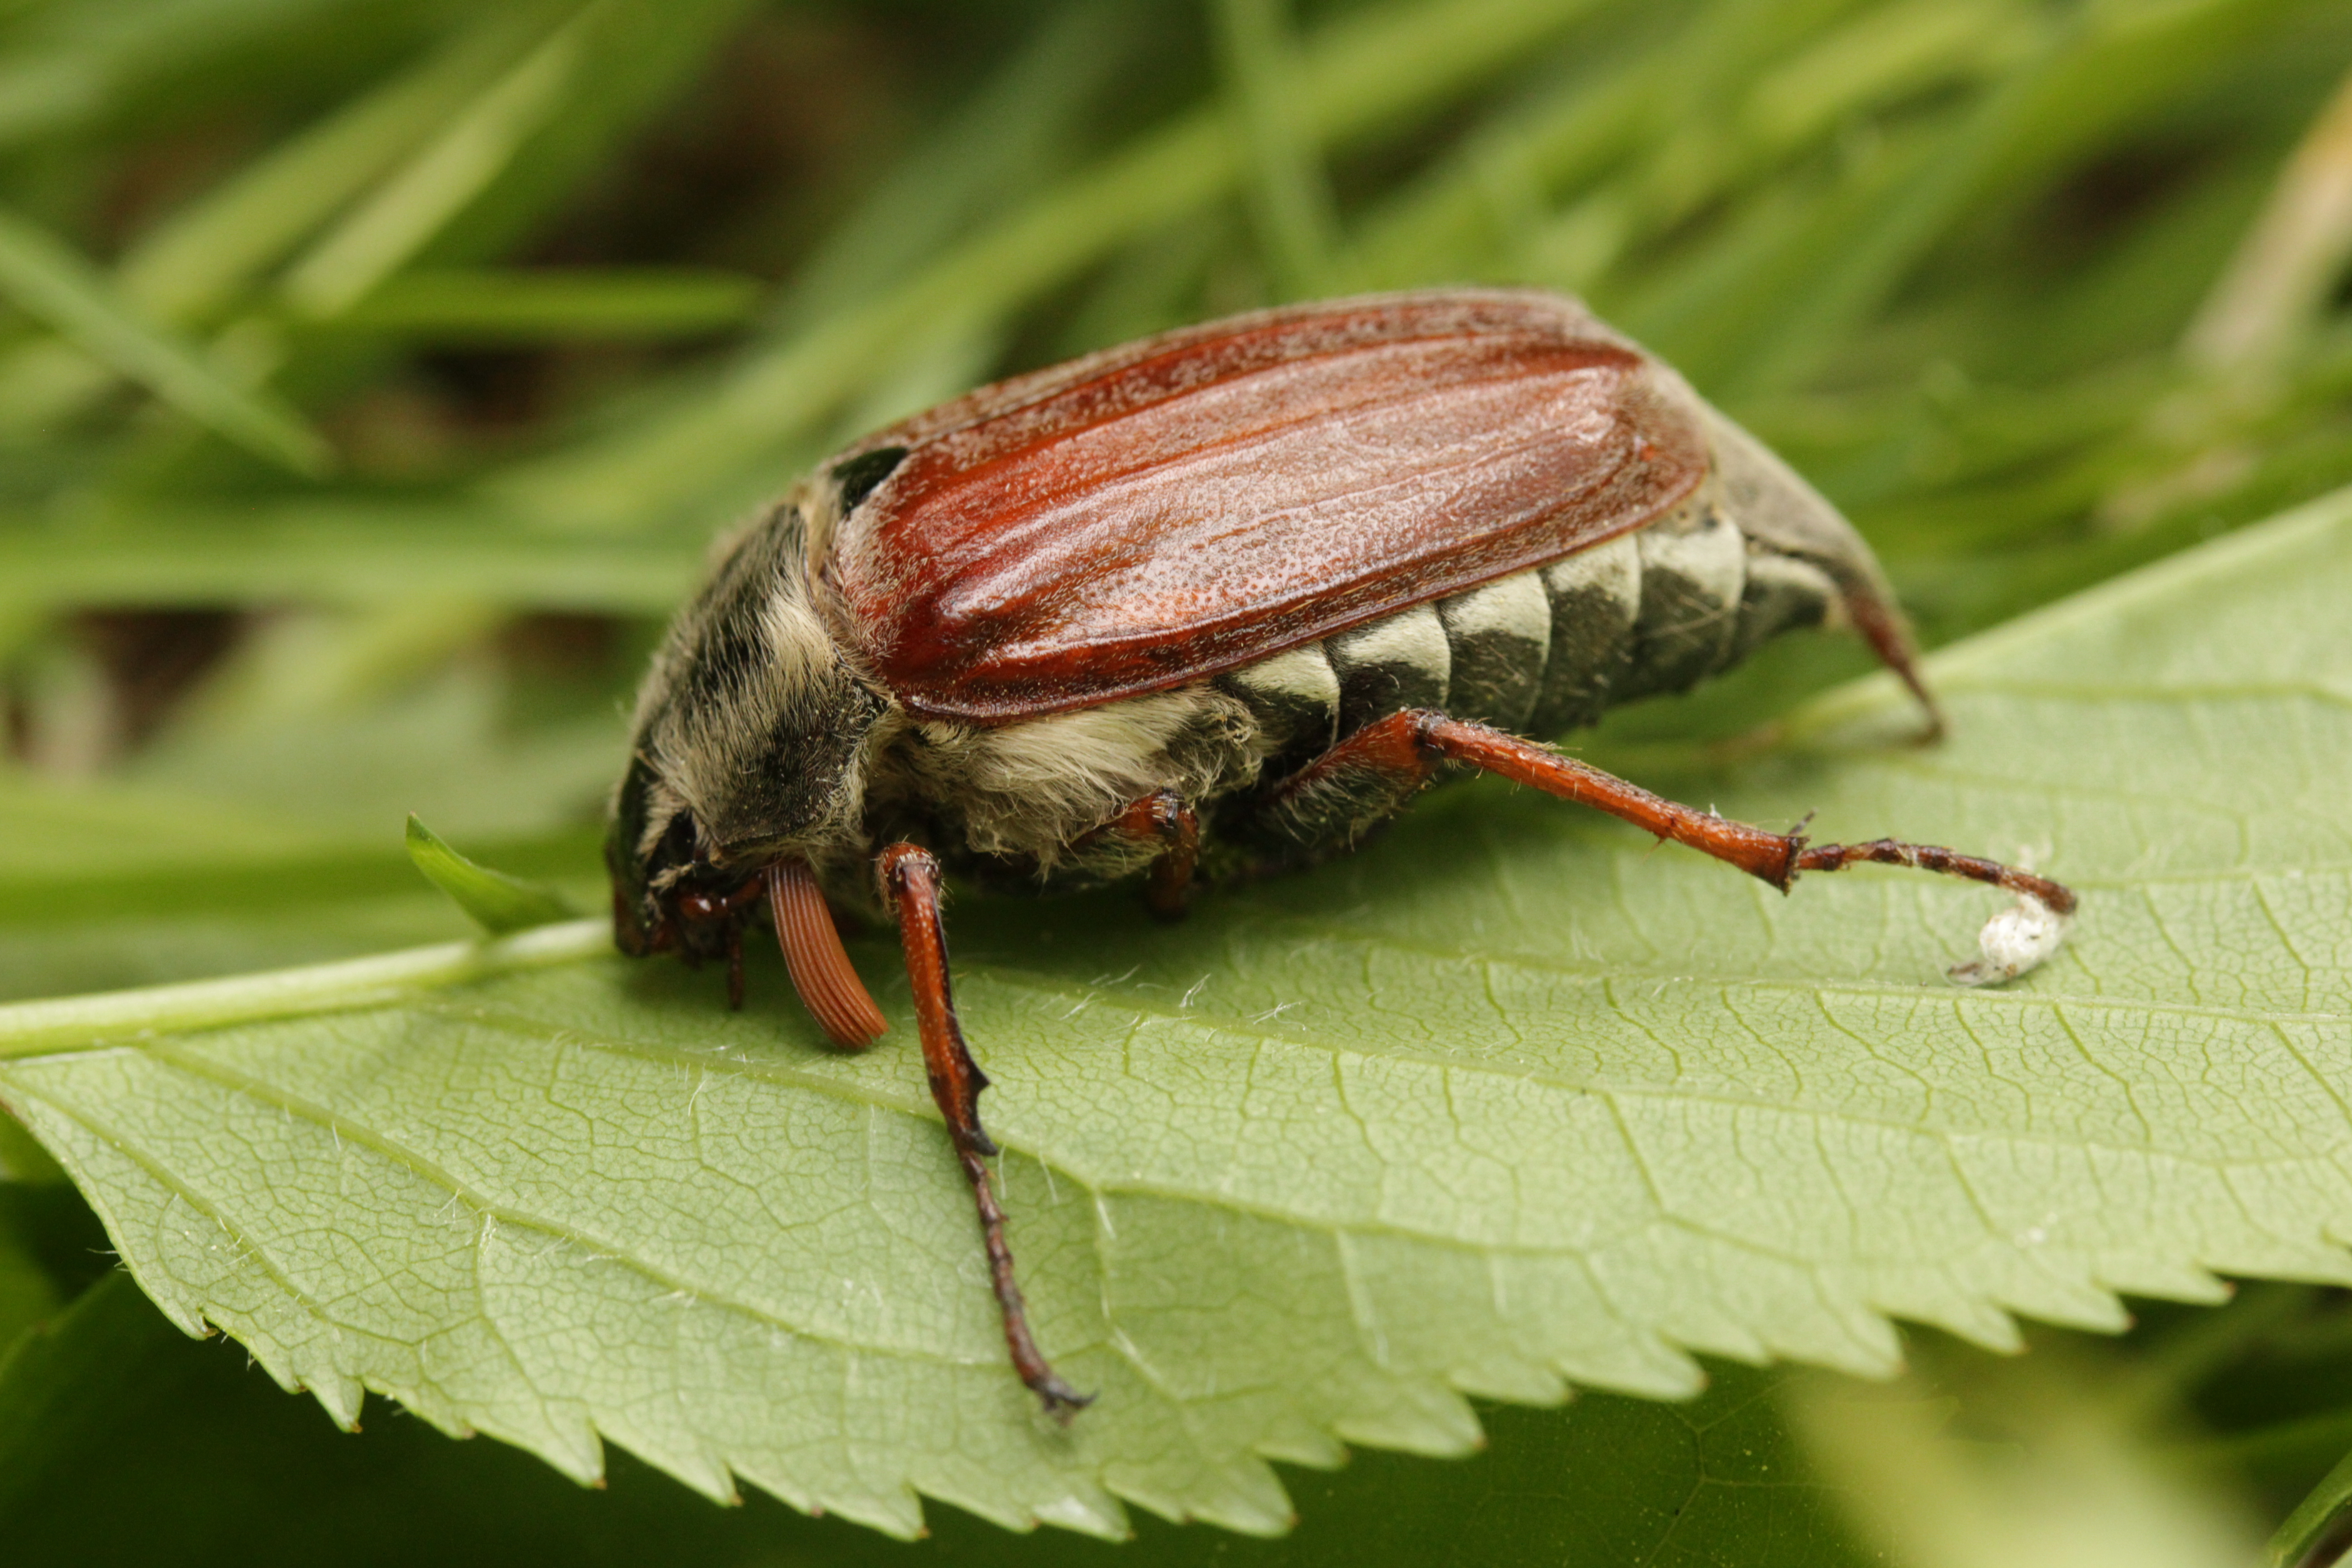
[879,843,1093,1421]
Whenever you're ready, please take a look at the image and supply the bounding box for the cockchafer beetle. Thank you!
[607,289,2077,1416]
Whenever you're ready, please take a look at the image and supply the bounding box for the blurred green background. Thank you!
[4,0,2352,1562]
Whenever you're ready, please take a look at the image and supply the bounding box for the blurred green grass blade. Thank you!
[1981,145,2276,380]
[0,0,426,150]
[0,10,553,440]
[1674,15,2076,394]
[1620,115,1954,383]
[282,1,596,319]
[0,502,698,612]
[331,267,760,341]
[411,0,761,272]
[0,1216,58,1353]
[1697,0,2314,397]
[2268,1444,2352,1567]
[775,0,1137,331]
[1053,206,1235,350]
[186,599,508,728]
[828,318,1009,445]
[0,49,97,151]
[122,663,632,846]
[405,816,575,936]
[122,10,552,327]
[1344,36,1671,291]
[1740,0,2037,149]
[1344,0,1881,292]
[0,205,329,475]
[499,0,1613,530]
[495,1,1127,521]
[2184,61,2352,374]
[0,761,600,931]
[1214,0,1340,297]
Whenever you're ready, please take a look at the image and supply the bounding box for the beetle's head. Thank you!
[606,501,886,963]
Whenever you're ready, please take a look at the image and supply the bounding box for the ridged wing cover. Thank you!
[828,290,1710,722]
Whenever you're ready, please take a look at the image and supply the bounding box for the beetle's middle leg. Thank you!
[877,841,1091,1420]
[1073,789,1200,920]
[1255,710,2075,915]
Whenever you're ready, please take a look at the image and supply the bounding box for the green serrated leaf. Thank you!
[405,815,576,936]
[0,485,2346,1539]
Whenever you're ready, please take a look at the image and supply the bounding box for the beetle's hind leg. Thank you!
[1254,710,2074,976]
[877,843,1092,1419]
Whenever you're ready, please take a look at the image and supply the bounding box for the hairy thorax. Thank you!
[858,686,1268,891]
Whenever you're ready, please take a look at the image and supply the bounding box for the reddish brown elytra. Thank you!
[606,290,2077,1417]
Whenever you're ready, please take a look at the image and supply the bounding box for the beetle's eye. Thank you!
[832,446,908,512]
[648,807,696,878]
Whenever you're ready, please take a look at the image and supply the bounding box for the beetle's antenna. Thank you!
[768,860,887,1048]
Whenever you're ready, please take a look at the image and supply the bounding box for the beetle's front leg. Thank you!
[1073,789,1200,920]
[877,843,1091,1419]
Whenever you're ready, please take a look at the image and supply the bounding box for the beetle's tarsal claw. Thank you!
[1949,893,2073,987]
[1034,1377,1095,1422]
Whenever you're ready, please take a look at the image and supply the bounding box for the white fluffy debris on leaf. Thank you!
[1948,893,2072,987]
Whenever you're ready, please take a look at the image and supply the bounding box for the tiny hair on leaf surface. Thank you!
[0,486,2347,1539]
